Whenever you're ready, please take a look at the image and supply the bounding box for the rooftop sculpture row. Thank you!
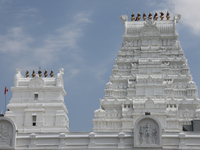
[131,11,170,21]
[25,69,54,78]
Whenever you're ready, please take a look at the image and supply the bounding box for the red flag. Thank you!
[4,87,8,95]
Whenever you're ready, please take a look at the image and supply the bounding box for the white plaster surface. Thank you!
[1,14,200,150]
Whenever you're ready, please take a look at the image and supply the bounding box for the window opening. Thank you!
[32,116,36,126]
[34,94,38,100]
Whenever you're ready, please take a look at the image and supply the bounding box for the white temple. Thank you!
[1,12,200,150]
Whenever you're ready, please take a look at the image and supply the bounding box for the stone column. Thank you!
[88,132,95,148]
[29,133,36,148]
[118,132,125,148]
[59,133,65,148]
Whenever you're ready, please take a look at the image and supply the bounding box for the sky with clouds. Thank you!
[0,0,200,131]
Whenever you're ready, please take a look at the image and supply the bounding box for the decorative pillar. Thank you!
[29,133,36,148]
[118,132,125,148]
[179,132,186,148]
[88,132,95,148]
[59,133,65,148]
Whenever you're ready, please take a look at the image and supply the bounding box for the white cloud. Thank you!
[0,11,93,74]
[155,0,200,36]
[0,27,33,53]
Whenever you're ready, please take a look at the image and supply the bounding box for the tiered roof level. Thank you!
[5,68,69,133]
[93,12,200,132]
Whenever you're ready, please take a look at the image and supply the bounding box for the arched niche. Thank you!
[134,115,162,148]
[0,117,16,149]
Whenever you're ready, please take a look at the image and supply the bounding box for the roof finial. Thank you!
[50,69,54,77]
[166,11,170,20]
[143,12,146,21]
[160,12,164,20]
[32,70,35,77]
[26,70,29,78]
[148,12,152,20]
[153,12,158,20]
[131,12,135,21]
[44,69,48,77]
[135,12,141,21]
[38,67,42,77]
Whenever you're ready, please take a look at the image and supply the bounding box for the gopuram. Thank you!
[1,11,200,150]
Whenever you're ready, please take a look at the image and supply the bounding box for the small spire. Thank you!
[50,69,54,77]
[131,12,135,21]
[26,70,29,78]
[143,12,146,20]
[166,11,170,20]
[160,11,164,20]
[148,12,152,20]
[32,70,35,77]
[44,69,48,77]
[38,67,42,77]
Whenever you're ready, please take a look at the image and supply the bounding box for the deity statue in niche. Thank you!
[138,122,158,145]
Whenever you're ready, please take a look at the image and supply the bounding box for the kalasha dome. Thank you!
[1,11,200,150]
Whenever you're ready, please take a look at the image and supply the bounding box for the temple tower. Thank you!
[5,68,69,133]
[93,12,200,132]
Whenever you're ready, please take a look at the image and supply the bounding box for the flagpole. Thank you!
[5,94,6,114]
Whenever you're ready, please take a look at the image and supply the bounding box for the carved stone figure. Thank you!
[138,122,158,145]
[120,15,128,25]
[56,68,64,87]
[139,126,145,144]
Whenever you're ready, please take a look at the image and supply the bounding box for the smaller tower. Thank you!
[5,68,69,133]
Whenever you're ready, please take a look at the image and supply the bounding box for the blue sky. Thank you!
[0,0,200,131]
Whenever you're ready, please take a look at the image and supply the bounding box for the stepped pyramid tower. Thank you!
[93,12,200,132]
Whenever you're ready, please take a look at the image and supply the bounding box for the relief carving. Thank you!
[0,123,12,147]
[139,123,158,145]
[134,116,161,147]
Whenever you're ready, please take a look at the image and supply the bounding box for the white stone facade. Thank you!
[1,13,200,150]
[93,13,200,133]
[5,68,69,133]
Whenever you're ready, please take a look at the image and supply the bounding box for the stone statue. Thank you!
[138,122,158,145]
[145,123,151,144]
[56,68,64,87]
[152,128,157,144]
[120,15,128,24]
[139,126,145,144]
